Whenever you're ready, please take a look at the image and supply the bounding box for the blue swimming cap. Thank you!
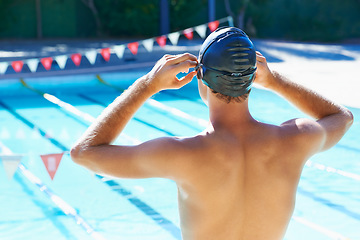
[196,27,256,97]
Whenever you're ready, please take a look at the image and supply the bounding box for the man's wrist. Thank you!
[266,71,286,92]
[134,75,160,96]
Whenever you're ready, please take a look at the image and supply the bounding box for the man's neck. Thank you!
[208,96,255,131]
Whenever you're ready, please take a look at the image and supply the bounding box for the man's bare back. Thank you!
[71,29,353,239]
[172,117,312,239]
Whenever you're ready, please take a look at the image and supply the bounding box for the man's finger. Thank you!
[256,53,266,63]
[168,53,197,64]
[172,60,198,74]
[177,71,197,87]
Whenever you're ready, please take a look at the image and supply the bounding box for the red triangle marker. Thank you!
[71,53,82,66]
[100,48,111,62]
[40,57,53,71]
[127,42,139,55]
[156,36,167,48]
[208,20,220,32]
[11,61,24,73]
[40,153,64,180]
[183,28,194,40]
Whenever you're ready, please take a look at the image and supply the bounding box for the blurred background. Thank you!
[0,0,360,42]
[0,1,359,240]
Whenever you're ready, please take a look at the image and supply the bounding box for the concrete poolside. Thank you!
[0,38,359,108]
[256,40,360,109]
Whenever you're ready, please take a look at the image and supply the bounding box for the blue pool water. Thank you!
[0,71,359,240]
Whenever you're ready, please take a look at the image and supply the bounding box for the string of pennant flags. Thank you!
[0,16,233,75]
[0,152,65,181]
[0,124,75,180]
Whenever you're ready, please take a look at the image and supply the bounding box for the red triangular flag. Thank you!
[183,28,194,40]
[40,57,53,71]
[71,53,82,66]
[127,42,139,55]
[208,20,220,32]
[11,61,24,73]
[156,36,167,48]
[100,48,111,62]
[40,153,64,180]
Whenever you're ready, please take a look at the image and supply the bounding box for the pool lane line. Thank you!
[97,176,182,240]
[0,142,106,240]
[20,78,95,123]
[97,73,205,107]
[78,93,177,137]
[292,216,352,240]
[96,74,208,127]
[19,79,93,129]
[306,160,360,181]
[297,186,360,221]
[19,164,106,240]
[0,98,181,239]
[0,100,68,152]
[12,80,356,236]
[20,78,140,144]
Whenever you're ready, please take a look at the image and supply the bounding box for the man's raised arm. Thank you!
[255,51,353,153]
[70,53,197,179]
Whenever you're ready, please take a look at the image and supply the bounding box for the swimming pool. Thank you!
[0,71,359,240]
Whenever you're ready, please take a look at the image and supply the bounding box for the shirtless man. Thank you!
[71,27,353,240]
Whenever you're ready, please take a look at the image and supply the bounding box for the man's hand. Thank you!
[145,53,198,92]
[254,51,275,89]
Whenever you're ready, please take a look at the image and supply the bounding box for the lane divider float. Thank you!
[20,78,140,144]
[96,74,208,127]
[0,142,106,240]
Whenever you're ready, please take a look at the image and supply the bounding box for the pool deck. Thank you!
[0,38,359,108]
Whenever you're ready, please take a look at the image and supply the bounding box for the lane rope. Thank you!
[0,142,106,240]
[96,74,208,127]
[306,160,360,181]
[20,78,140,144]
[292,216,351,240]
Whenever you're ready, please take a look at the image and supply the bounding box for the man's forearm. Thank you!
[267,71,352,120]
[71,53,197,163]
[73,76,155,149]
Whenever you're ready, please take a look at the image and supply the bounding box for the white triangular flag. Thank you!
[85,50,98,65]
[142,39,154,52]
[168,32,180,46]
[0,155,22,179]
[195,25,207,39]
[54,55,68,69]
[113,45,125,59]
[0,62,9,74]
[26,59,39,72]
